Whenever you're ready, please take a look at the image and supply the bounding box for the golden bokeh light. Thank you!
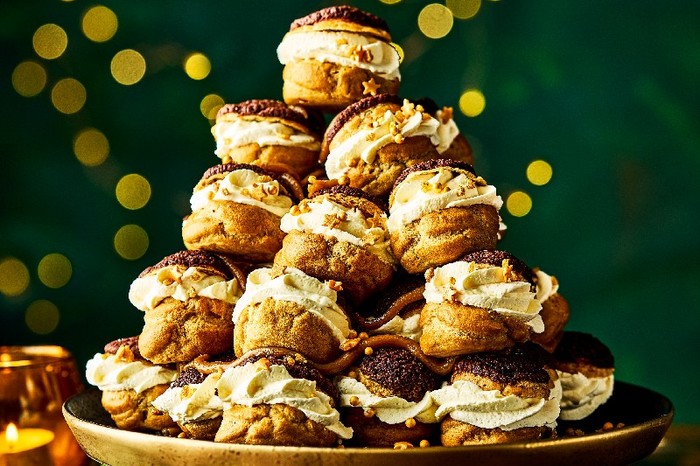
[184,52,211,80]
[0,257,30,297]
[11,61,47,97]
[116,173,152,210]
[111,49,146,85]
[506,191,533,217]
[32,23,68,60]
[37,253,72,289]
[200,93,224,120]
[26,300,60,335]
[526,160,554,186]
[459,89,486,117]
[114,224,149,260]
[379,0,403,4]
[390,42,405,63]
[51,78,86,114]
[74,128,110,166]
[446,0,481,20]
[417,4,454,39]
[82,5,118,43]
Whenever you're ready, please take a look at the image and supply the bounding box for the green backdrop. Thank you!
[1,1,699,423]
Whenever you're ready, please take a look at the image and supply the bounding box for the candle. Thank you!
[0,423,56,466]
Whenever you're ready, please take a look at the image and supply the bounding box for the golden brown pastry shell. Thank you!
[440,133,474,166]
[100,385,180,436]
[391,204,500,274]
[282,60,399,112]
[419,301,532,357]
[341,407,436,447]
[139,296,234,364]
[215,403,338,447]
[182,200,286,262]
[273,230,394,305]
[217,143,320,180]
[233,298,344,363]
[440,417,551,446]
[531,293,571,353]
[179,417,222,441]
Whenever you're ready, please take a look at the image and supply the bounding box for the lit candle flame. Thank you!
[6,422,19,446]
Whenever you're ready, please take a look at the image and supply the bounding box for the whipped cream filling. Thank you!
[217,363,353,439]
[369,313,422,341]
[336,376,437,424]
[434,109,460,154]
[388,168,502,232]
[212,118,320,160]
[535,269,559,303]
[152,373,223,424]
[424,262,544,333]
[277,30,401,80]
[189,168,293,217]
[128,265,242,312]
[557,371,614,421]
[325,108,440,180]
[431,379,562,430]
[280,197,395,265]
[85,353,177,394]
[232,267,351,344]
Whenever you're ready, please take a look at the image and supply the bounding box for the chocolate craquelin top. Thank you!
[553,331,615,369]
[138,250,237,280]
[392,158,476,190]
[359,347,442,402]
[290,5,390,34]
[171,366,208,388]
[104,336,142,359]
[460,249,535,285]
[324,93,402,146]
[216,99,325,136]
[453,343,553,385]
[311,184,388,212]
[200,162,304,202]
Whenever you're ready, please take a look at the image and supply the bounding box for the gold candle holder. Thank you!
[0,346,88,466]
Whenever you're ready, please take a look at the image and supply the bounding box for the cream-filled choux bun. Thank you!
[85,336,180,435]
[413,97,474,165]
[387,159,502,274]
[232,266,353,363]
[211,99,324,180]
[530,268,571,353]
[129,250,248,364]
[182,163,304,262]
[277,5,401,112]
[275,184,395,305]
[320,94,442,198]
[419,250,544,357]
[215,348,352,446]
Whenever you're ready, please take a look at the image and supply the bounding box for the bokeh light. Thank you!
[506,191,533,217]
[379,0,402,4]
[12,61,47,97]
[25,300,60,335]
[184,52,211,80]
[116,173,152,210]
[37,253,72,289]
[111,49,146,85]
[446,0,482,20]
[459,89,486,117]
[391,42,405,63]
[200,93,224,120]
[0,257,30,297]
[417,4,454,39]
[32,24,68,60]
[74,128,110,166]
[51,78,86,114]
[526,160,553,186]
[114,224,149,260]
[81,5,118,43]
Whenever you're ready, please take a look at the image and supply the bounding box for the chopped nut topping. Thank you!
[363,408,376,418]
[254,358,272,372]
[349,396,361,407]
[393,133,405,144]
[114,345,134,363]
[336,38,349,46]
[338,175,351,185]
[323,214,344,229]
[419,439,430,448]
[393,441,413,450]
[440,106,454,123]
[358,332,369,339]
[341,337,361,352]
[347,370,358,379]
[222,188,231,196]
[501,259,514,282]
[286,356,296,366]
[348,330,358,339]
[405,418,417,428]
[328,279,343,292]
[365,132,377,142]
[290,205,302,216]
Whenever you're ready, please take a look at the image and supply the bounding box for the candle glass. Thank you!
[0,346,88,466]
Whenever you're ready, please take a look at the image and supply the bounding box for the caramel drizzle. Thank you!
[352,285,425,331]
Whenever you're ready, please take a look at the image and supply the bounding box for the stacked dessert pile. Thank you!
[85,5,615,448]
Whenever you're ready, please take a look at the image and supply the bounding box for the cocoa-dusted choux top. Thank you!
[321,95,442,198]
[212,100,324,179]
[277,6,400,111]
[276,184,395,305]
[182,163,302,262]
[103,335,142,359]
[388,160,502,274]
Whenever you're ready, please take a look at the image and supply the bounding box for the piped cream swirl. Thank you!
[85,353,177,394]
[151,373,224,424]
[212,119,320,159]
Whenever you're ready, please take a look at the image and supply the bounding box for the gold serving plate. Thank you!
[63,381,672,466]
